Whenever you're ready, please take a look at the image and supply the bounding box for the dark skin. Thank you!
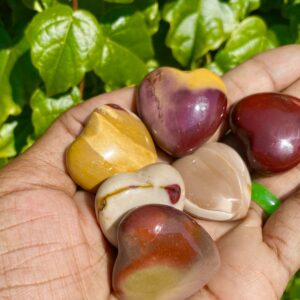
[1,45,300,299]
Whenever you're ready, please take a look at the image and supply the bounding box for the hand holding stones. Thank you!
[65,67,299,300]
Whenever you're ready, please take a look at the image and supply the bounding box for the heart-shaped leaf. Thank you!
[26,4,103,96]
[94,8,154,91]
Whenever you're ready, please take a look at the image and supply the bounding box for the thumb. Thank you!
[0,87,136,196]
[262,192,300,295]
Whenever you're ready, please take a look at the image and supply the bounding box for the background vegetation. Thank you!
[0,0,299,297]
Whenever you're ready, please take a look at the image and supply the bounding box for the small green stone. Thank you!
[251,181,281,215]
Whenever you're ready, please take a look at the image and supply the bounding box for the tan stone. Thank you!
[173,142,251,221]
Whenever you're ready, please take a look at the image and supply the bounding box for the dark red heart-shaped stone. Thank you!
[230,92,300,173]
[113,204,220,300]
[137,67,227,157]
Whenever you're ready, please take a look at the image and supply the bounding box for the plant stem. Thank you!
[72,0,78,11]
[79,80,85,99]
[206,52,212,65]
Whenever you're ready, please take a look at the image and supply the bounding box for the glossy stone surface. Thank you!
[173,142,251,221]
[95,163,185,246]
[66,104,157,191]
[230,92,300,173]
[137,67,227,157]
[113,204,220,300]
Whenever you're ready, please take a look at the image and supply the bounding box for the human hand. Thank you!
[1,45,300,300]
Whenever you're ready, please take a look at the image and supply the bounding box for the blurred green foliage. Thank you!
[0,0,299,297]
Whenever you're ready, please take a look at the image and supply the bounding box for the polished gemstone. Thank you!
[95,163,185,246]
[137,67,227,157]
[230,92,300,173]
[66,104,157,191]
[173,142,251,221]
[113,204,220,300]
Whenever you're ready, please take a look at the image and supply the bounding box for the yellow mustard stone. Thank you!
[66,104,157,191]
[172,68,227,93]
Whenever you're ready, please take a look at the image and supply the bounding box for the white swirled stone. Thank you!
[95,163,185,246]
[173,142,251,221]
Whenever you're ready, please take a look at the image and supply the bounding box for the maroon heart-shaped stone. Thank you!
[137,67,227,157]
[113,204,220,300]
[230,92,300,173]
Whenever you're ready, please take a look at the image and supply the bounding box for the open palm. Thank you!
[1,45,300,300]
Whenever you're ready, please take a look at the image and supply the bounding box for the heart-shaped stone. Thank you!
[173,142,251,221]
[230,92,300,173]
[95,163,185,246]
[113,204,220,300]
[66,104,157,191]
[137,67,227,157]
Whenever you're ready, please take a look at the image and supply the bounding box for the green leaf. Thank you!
[133,0,160,34]
[22,0,54,12]
[94,8,154,91]
[0,28,30,125]
[0,0,13,30]
[31,86,81,137]
[83,71,105,100]
[16,106,35,152]
[212,16,277,73]
[163,0,237,67]
[77,0,104,20]
[0,121,18,158]
[228,0,261,20]
[152,20,182,67]
[8,0,35,34]
[282,271,300,299]
[102,0,160,34]
[0,158,9,168]
[0,106,34,159]
[21,135,36,153]
[269,24,295,45]
[260,0,285,11]
[283,0,300,43]
[205,61,224,76]
[26,4,103,96]
[105,0,134,3]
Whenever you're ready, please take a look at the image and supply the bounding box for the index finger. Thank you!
[223,44,300,104]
